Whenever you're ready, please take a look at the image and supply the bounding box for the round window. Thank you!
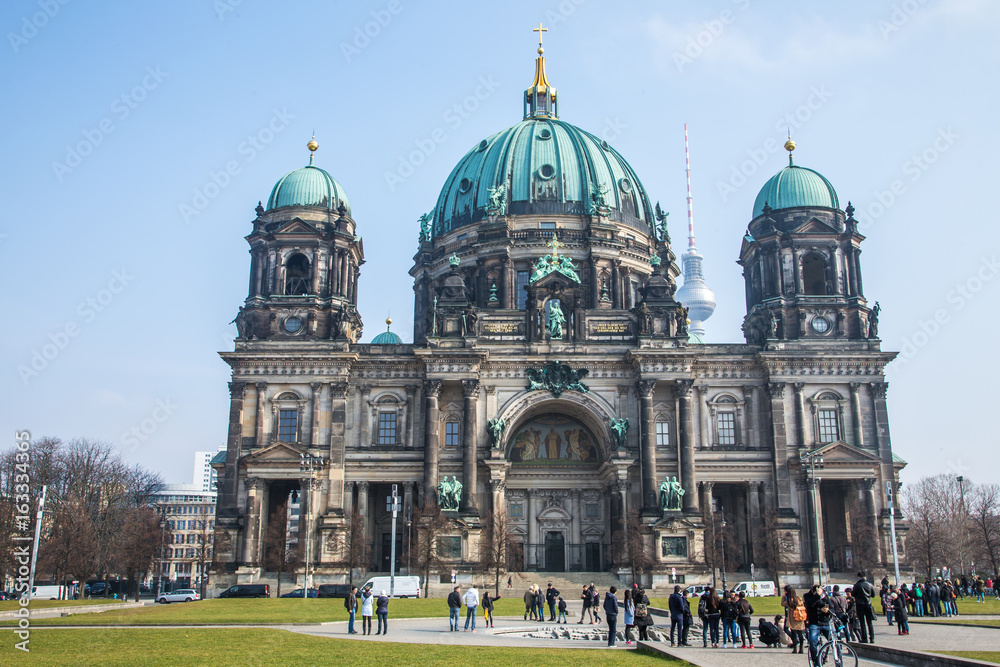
[537,128,552,140]
[538,164,556,180]
[601,140,610,150]
[619,178,632,193]
[477,139,489,151]
[284,316,302,334]
[811,316,830,333]
[459,178,472,193]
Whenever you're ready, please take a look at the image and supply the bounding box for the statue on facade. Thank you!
[436,475,462,511]
[462,304,478,336]
[609,418,629,450]
[486,183,507,216]
[547,300,565,339]
[634,302,652,334]
[654,202,671,243]
[767,311,778,339]
[487,417,506,449]
[418,212,433,242]
[659,476,685,511]
[868,301,881,339]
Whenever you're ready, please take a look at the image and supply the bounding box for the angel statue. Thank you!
[418,212,433,242]
[654,202,671,243]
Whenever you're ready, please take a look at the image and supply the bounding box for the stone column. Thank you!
[637,380,657,511]
[858,477,883,565]
[701,481,715,521]
[500,257,511,309]
[571,489,582,545]
[351,266,360,305]
[806,477,825,569]
[358,385,371,447]
[461,380,480,514]
[243,477,264,564]
[697,385,711,449]
[221,381,246,511]
[328,382,349,511]
[854,249,865,297]
[357,481,370,545]
[766,382,794,511]
[311,249,323,295]
[526,490,537,567]
[343,481,355,518]
[403,481,414,530]
[310,383,322,448]
[612,260,621,309]
[490,478,506,517]
[404,385,416,448]
[254,382,267,448]
[422,380,442,506]
[590,259,600,308]
[339,251,349,297]
[742,385,758,449]
[747,481,762,562]
[794,383,807,450]
[870,381,894,486]
[675,379,698,513]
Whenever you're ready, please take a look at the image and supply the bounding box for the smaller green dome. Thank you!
[267,164,351,214]
[753,164,838,219]
[371,331,403,344]
[687,331,705,345]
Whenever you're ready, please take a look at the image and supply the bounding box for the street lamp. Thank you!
[720,503,728,592]
[957,476,967,577]
[885,481,901,586]
[299,453,325,600]
[800,450,825,586]
[156,509,167,598]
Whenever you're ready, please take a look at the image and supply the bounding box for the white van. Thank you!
[731,581,776,597]
[360,576,421,598]
[31,585,66,600]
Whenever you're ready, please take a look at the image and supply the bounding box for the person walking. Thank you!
[781,585,806,654]
[557,596,568,624]
[736,591,754,649]
[604,586,620,647]
[635,587,652,641]
[507,575,513,590]
[344,586,358,634]
[375,590,389,636]
[721,590,739,649]
[668,585,685,647]
[705,588,722,648]
[578,585,592,624]
[852,571,876,643]
[482,590,494,628]
[828,585,849,641]
[845,589,862,643]
[463,584,480,632]
[622,590,635,644]
[914,583,924,617]
[448,585,462,631]
[590,585,601,624]
[891,591,909,635]
[524,585,537,621]
[360,586,374,636]
[545,583,560,622]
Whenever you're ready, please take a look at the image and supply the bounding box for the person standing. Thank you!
[668,585,685,647]
[557,596,568,624]
[375,590,389,636]
[828,585,849,640]
[578,585,592,624]
[622,590,635,644]
[721,590,739,649]
[546,583,560,622]
[705,588,722,648]
[736,591,754,649]
[590,585,601,624]
[344,586,358,634]
[781,586,807,654]
[464,584,480,632]
[891,592,909,635]
[603,586,619,647]
[448,585,462,631]
[635,587,652,641]
[852,571,876,643]
[804,584,832,664]
[507,575,513,590]
[360,586,374,636]
[482,590,494,628]
[524,585,536,621]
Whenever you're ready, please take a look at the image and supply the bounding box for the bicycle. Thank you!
[814,620,858,667]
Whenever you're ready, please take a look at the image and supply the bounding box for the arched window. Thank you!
[284,253,311,295]
[802,253,827,295]
[809,390,845,445]
[655,420,670,447]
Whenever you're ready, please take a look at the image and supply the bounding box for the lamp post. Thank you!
[957,476,967,577]
[299,453,325,600]
[156,509,167,598]
[800,450,825,586]
[720,503,728,591]
[885,481,901,587]
[386,485,400,596]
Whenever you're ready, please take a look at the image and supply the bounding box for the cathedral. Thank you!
[211,31,905,591]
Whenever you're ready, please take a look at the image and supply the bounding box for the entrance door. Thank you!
[584,543,602,571]
[544,532,565,572]
[380,533,402,573]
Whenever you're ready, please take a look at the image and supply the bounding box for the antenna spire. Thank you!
[684,123,696,251]
[675,123,716,340]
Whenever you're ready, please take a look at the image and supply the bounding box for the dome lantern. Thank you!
[524,22,558,120]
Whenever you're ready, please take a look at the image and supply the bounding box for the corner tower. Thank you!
[738,138,874,344]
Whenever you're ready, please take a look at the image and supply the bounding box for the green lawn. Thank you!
[650,595,785,618]
[0,599,130,611]
[935,652,1000,664]
[7,629,683,666]
[1,596,531,626]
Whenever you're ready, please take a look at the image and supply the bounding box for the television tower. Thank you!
[674,123,716,338]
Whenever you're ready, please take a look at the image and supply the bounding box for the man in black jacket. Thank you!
[669,585,686,647]
[604,586,619,647]
[852,571,876,643]
[804,584,833,665]
[447,585,462,631]
[546,583,561,622]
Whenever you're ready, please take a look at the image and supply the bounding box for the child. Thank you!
[557,596,568,623]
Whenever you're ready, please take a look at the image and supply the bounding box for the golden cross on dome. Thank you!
[533,22,547,49]
[546,233,564,255]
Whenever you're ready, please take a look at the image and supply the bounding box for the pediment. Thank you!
[273,218,319,235]
[809,440,882,464]
[246,441,304,463]
[791,217,838,234]
[531,271,580,290]
[537,506,572,522]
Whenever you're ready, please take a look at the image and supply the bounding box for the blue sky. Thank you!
[2,0,997,487]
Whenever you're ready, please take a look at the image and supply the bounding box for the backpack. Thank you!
[792,600,807,622]
[635,601,648,618]
[698,597,707,617]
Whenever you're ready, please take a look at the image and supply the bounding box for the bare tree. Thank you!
[848,499,881,576]
[902,475,958,580]
[191,518,215,599]
[262,501,295,596]
[617,510,655,586]
[969,484,1000,580]
[116,506,163,601]
[411,502,454,597]
[703,509,742,588]
[342,510,371,587]
[760,513,796,587]
[479,509,515,597]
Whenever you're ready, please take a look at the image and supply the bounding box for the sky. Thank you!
[2,0,997,488]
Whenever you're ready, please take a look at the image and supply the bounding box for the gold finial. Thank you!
[307,135,319,165]
[533,22,547,54]
[385,315,392,331]
[784,130,796,165]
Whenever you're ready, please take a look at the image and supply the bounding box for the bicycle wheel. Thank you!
[818,640,858,667]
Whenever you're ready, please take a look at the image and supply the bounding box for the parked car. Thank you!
[731,581,777,597]
[684,584,721,597]
[157,589,200,604]
[280,588,319,598]
[317,584,352,599]
[31,585,66,600]
[218,584,270,598]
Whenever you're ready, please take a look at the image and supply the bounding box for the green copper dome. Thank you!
[267,163,351,214]
[371,330,403,344]
[752,164,839,219]
[432,118,654,237]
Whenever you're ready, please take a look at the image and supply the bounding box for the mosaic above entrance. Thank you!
[508,414,600,466]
